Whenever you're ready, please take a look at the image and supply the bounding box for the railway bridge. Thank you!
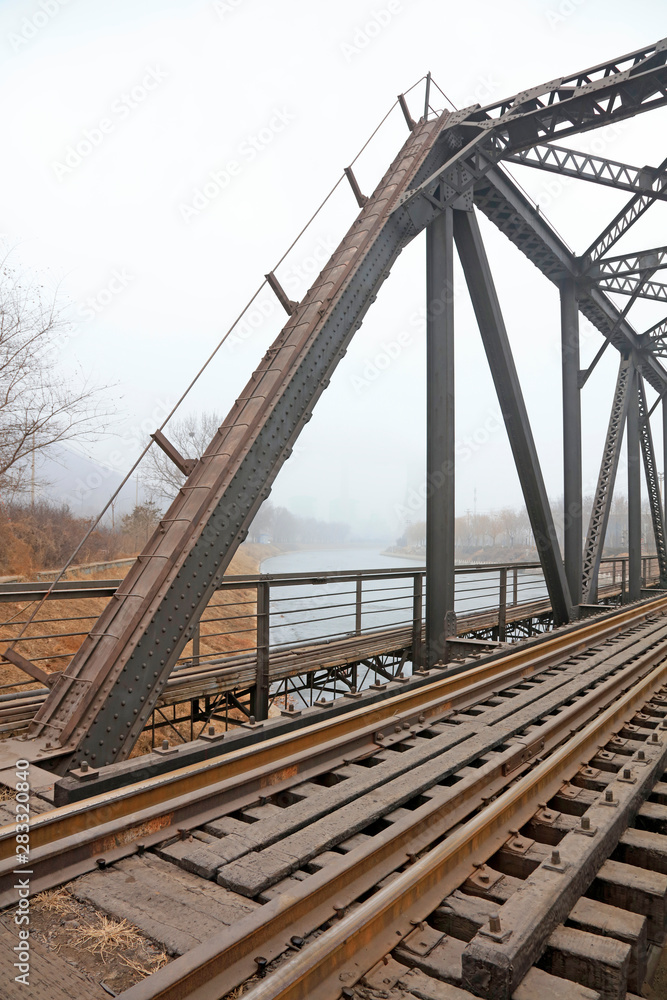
[1,36,667,1000]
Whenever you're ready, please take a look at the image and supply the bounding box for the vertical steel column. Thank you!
[627,367,642,602]
[426,208,456,666]
[251,580,270,720]
[561,278,582,606]
[453,208,572,626]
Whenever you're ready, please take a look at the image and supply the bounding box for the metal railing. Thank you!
[0,556,661,733]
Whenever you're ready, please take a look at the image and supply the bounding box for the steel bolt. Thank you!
[623,767,632,779]
[395,725,402,734]
[489,914,502,933]
[288,704,295,712]
[581,816,591,831]
[255,956,268,978]
[376,732,384,742]
[334,903,346,919]
[479,873,490,884]
[542,811,552,820]
[418,714,425,724]
[80,761,89,772]
[638,750,646,761]
[350,686,357,694]
[249,716,256,725]
[605,789,614,802]
[342,990,355,999]
[290,936,304,949]
[652,732,660,742]
[162,739,169,751]
[403,721,410,730]
[208,725,215,736]
[551,850,561,865]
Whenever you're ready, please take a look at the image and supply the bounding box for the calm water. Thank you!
[260,547,547,648]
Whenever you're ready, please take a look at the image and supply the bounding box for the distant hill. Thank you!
[34,446,145,518]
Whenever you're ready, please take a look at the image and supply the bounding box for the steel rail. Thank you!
[232,651,667,1000]
[114,606,667,1000]
[0,596,664,912]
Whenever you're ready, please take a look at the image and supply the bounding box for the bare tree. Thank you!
[0,247,108,498]
[143,410,221,502]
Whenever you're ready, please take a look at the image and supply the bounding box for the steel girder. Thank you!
[453,208,573,626]
[29,115,464,770]
[23,38,667,770]
[472,166,667,394]
[561,279,582,605]
[581,358,632,604]
[503,144,667,201]
[396,37,667,224]
[638,376,667,586]
[591,246,667,279]
[627,367,642,600]
[597,274,667,302]
[643,317,667,354]
[582,153,667,264]
[425,209,456,665]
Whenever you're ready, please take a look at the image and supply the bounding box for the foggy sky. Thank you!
[1,0,666,539]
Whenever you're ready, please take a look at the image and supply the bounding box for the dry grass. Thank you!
[0,785,12,802]
[120,950,169,976]
[33,886,76,915]
[75,914,146,962]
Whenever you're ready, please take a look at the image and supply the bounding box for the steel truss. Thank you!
[582,359,632,604]
[504,144,667,201]
[638,376,667,586]
[16,37,667,771]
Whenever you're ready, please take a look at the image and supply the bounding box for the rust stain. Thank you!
[91,812,174,854]
[261,765,298,787]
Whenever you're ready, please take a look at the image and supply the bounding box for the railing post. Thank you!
[192,621,200,668]
[412,573,423,670]
[612,559,616,586]
[355,575,362,635]
[251,580,270,720]
[498,568,507,642]
[512,566,518,606]
[621,558,627,602]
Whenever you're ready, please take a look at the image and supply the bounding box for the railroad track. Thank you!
[3,596,667,999]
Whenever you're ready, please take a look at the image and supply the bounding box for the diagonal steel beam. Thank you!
[472,165,667,394]
[503,144,667,201]
[453,208,572,625]
[638,376,667,586]
[581,358,632,604]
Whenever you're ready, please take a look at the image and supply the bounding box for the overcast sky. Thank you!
[1,0,666,539]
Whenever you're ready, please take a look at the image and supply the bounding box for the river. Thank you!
[259,547,547,649]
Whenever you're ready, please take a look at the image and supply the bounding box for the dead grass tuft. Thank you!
[120,950,169,976]
[0,785,12,802]
[75,914,146,962]
[33,886,76,915]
